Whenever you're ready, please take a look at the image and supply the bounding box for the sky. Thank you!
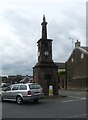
[0,0,86,76]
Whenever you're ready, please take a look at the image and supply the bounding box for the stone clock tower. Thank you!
[33,15,58,95]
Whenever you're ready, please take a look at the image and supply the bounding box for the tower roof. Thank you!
[41,15,47,40]
[43,15,46,22]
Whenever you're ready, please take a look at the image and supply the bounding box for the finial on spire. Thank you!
[41,15,47,40]
[43,15,46,22]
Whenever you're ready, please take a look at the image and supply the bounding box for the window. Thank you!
[12,85,19,90]
[20,85,27,90]
[29,84,41,89]
[81,53,84,59]
[68,76,71,83]
[5,85,12,91]
[71,58,74,62]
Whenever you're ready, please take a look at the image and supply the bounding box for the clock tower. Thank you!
[33,15,58,95]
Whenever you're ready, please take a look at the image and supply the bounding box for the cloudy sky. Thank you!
[0,0,86,76]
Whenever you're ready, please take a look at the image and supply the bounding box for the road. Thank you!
[0,90,87,119]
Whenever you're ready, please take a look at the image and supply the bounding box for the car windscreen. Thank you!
[29,84,41,89]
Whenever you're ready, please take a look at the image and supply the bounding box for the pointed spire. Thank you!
[41,15,47,40]
[43,15,46,22]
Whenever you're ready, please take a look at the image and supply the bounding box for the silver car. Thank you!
[1,83,44,104]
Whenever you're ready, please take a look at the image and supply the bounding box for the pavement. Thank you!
[59,89,86,94]
[59,89,86,99]
[0,87,86,97]
[44,89,86,100]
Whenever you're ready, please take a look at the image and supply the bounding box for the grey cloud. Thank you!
[48,14,85,61]
[2,59,33,75]
[1,9,38,75]
[0,0,86,75]
[3,9,40,42]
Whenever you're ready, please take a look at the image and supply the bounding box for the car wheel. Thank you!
[16,96,23,105]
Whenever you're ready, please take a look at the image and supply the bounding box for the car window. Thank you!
[12,85,19,90]
[29,84,41,89]
[5,85,12,91]
[20,85,27,90]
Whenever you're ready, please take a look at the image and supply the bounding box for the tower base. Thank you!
[33,62,58,96]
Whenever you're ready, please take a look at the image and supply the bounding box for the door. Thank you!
[2,85,12,99]
[11,85,19,99]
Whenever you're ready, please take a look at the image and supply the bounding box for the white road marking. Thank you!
[62,97,86,103]
[67,113,87,118]
[69,96,86,99]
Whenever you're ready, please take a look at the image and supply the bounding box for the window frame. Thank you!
[5,85,12,91]
[12,85,19,91]
[19,85,27,90]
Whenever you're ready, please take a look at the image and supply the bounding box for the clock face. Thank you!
[44,51,49,56]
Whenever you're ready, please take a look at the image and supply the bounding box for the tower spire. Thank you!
[41,15,47,40]
[43,15,46,22]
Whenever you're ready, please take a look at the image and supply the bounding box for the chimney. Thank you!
[75,40,80,47]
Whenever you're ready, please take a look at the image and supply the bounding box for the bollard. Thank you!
[49,85,53,96]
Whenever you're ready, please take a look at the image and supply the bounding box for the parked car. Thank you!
[1,83,44,104]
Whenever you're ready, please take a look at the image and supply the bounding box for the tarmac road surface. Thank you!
[1,90,87,119]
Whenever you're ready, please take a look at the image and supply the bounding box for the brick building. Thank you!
[66,40,88,90]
